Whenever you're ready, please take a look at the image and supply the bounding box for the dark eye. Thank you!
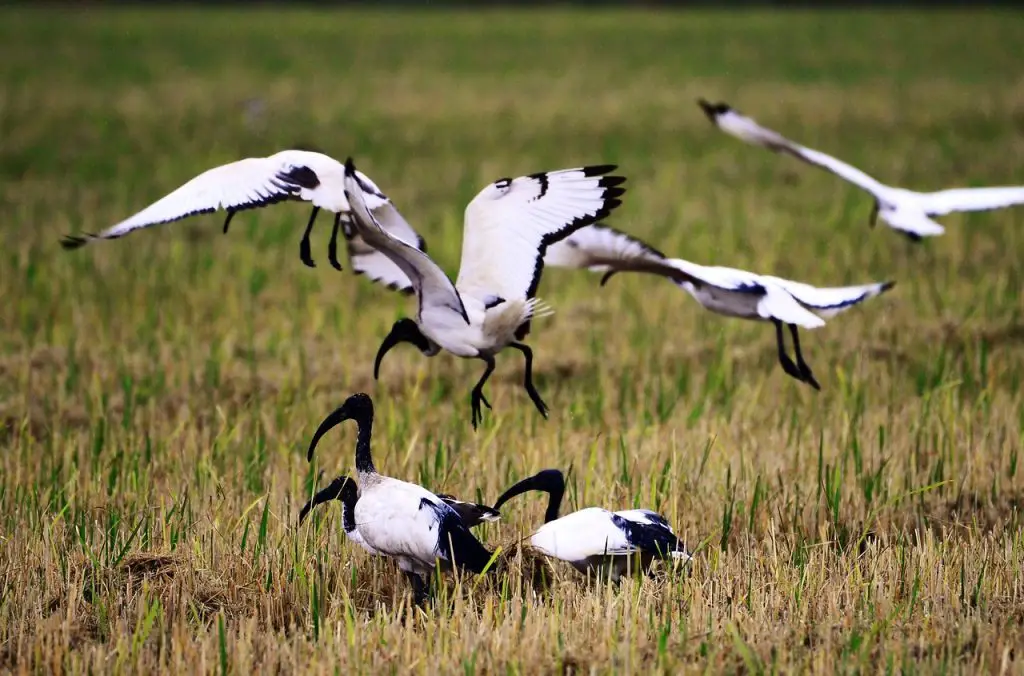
[494,177,512,190]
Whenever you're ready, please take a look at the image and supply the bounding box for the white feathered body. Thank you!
[529,507,689,581]
[354,474,449,575]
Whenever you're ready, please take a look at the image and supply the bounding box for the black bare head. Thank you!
[492,468,566,524]
[297,474,359,526]
[697,98,731,122]
[306,393,376,474]
[374,318,433,379]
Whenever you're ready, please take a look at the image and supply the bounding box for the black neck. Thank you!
[492,469,566,523]
[307,393,377,475]
[542,482,564,523]
[353,410,374,474]
[341,493,358,533]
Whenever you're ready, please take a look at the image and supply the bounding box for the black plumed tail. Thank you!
[438,517,494,574]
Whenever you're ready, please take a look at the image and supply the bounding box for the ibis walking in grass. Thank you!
[299,473,501,537]
[341,158,626,428]
[492,468,690,581]
[544,224,894,389]
[59,149,425,274]
[306,393,495,605]
[698,99,1024,241]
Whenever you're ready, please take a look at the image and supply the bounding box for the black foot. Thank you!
[328,213,343,271]
[469,356,496,430]
[300,237,316,268]
[778,353,804,382]
[300,206,320,268]
[787,324,821,390]
[509,342,548,419]
[470,389,492,430]
[797,362,821,390]
[405,571,430,607]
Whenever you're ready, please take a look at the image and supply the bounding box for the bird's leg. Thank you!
[774,320,804,383]
[222,208,237,234]
[300,206,320,268]
[869,199,879,228]
[470,355,497,430]
[509,342,548,419]
[787,324,821,390]
[327,212,343,271]
[405,571,430,607]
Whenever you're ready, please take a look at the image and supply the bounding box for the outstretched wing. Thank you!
[919,186,1024,216]
[342,159,468,322]
[544,224,707,287]
[342,201,428,295]
[61,150,390,249]
[699,99,887,197]
[765,277,896,319]
[455,166,626,304]
[544,224,663,271]
[666,259,826,328]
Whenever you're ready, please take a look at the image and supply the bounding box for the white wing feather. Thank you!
[918,186,1024,215]
[543,224,664,272]
[342,202,427,295]
[455,166,626,303]
[765,277,895,319]
[63,150,390,248]
[342,160,467,322]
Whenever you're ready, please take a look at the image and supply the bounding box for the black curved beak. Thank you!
[306,404,353,462]
[298,474,352,524]
[373,329,404,381]
[599,270,618,287]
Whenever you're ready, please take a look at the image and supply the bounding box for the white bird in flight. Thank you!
[61,147,626,427]
[341,158,626,427]
[698,99,1024,241]
[544,225,894,389]
[60,149,413,272]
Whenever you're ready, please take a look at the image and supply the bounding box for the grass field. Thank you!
[3,7,1024,673]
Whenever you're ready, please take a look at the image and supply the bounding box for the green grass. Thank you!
[2,7,1024,673]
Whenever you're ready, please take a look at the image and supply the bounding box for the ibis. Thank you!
[341,158,626,427]
[698,99,1024,241]
[492,468,690,582]
[306,393,495,605]
[59,149,419,272]
[545,224,895,389]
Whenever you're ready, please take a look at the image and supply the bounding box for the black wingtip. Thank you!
[600,175,627,189]
[581,164,617,177]
[343,157,356,176]
[60,234,92,250]
[880,281,897,293]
